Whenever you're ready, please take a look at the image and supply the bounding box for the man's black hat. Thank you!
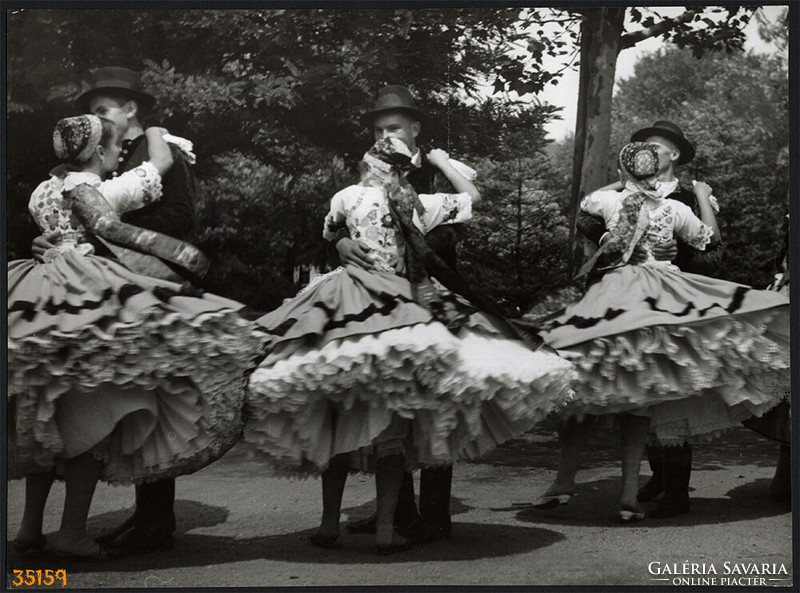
[76,66,157,112]
[362,85,427,124]
[630,120,695,165]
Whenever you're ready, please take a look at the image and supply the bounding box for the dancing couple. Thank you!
[534,136,789,521]
[9,67,263,560]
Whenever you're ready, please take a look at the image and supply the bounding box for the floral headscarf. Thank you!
[363,137,415,174]
[362,137,424,217]
[618,141,664,199]
[575,143,663,279]
[619,142,660,181]
[601,142,665,263]
[53,114,103,163]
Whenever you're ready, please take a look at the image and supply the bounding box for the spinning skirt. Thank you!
[244,265,577,473]
[8,251,263,483]
[540,265,789,445]
[742,279,791,443]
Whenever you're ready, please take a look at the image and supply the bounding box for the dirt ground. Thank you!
[5,426,793,589]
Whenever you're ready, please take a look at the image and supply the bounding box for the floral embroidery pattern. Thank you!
[134,162,162,203]
[644,204,675,245]
[324,186,472,275]
[28,163,164,252]
[44,210,61,231]
[440,194,462,224]
[685,220,713,250]
[604,192,646,261]
[599,194,712,266]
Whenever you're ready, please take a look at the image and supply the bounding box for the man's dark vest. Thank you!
[117,136,196,241]
[668,186,721,276]
[407,150,463,270]
[83,135,197,280]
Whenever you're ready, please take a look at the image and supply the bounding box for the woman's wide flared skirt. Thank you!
[8,251,263,483]
[244,265,577,473]
[539,265,790,445]
[742,279,791,444]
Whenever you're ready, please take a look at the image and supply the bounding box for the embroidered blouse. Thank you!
[581,188,713,269]
[28,161,163,260]
[323,184,472,274]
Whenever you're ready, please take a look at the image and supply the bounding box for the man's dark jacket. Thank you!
[406,149,464,270]
[117,135,195,240]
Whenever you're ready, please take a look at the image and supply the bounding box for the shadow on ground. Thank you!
[7,427,786,575]
[10,469,789,574]
[494,476,790,529]
[9,512,563,573]
[471,426,783,472]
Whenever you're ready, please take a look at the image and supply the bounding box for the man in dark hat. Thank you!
[34,66,195,258]
[573,120,723,519]
[78,66,195,244]
[333,84,475,543]
[336,85,473,272]
[34,66,197,554]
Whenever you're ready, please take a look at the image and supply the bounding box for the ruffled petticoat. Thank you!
[539,264,790,445]
[741,279,791,444]
[244,265,576,473]
[8,250,264,484]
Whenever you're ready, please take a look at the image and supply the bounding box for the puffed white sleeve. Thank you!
[448,158,477,182]
[28,179,54,220]
[322,187,350,240]
[673,199,713,251]
[415,192,473,233]
[580,189,619,226]
[98,161,163,214]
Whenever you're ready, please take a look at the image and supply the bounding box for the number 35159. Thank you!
[12,569,67,587]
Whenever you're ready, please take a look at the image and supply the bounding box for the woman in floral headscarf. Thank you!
[243,137,577,554]
[8,115,260,560]
[534,142,790,522]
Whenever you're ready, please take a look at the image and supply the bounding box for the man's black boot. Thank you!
[404,465,452,543]
[650,443,691,518]
[346,471,418,534]
[637,445,665,502]
[105,479,176,554]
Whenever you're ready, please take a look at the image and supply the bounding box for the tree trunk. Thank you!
[515,159,523,296]
[568,7,626,276]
